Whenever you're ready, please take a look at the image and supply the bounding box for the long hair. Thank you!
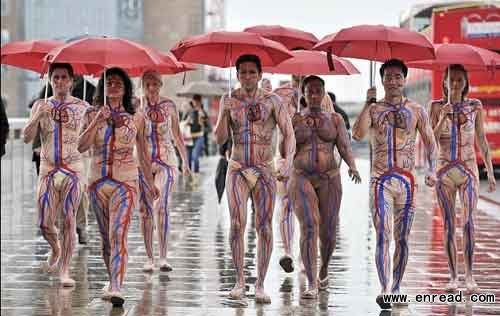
[442,64,469,102]
[94,67,135,114]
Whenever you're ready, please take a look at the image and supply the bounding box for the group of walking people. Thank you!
[23,52,495,310]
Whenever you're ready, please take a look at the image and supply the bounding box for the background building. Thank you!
[1,0,225,116]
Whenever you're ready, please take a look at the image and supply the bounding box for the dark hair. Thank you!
[94,67,135,114]
[28,84,53,109]
[379,59,408,79]
[235,54,262,73]
[193,94,202,102]
[327,91,336,103]
[301,75,325,94]
[49,63,74,79]
[72,76,96,104]
[442,64,469,101]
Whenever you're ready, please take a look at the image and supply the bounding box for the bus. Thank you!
[400,1,500,171]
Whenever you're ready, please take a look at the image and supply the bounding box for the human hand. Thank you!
[487,175,496,193]
[425,172,436,187]
[348,168,362,184]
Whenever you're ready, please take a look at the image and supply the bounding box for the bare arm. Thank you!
[352,103,373,141]
[23,100,45,144]
[417,106,438,180]
[352,88,376,141]
[431,100,451,142]
[474,101,495,188]
[78,107,102,153]
[335,113,356,170]
[169,103,189,169]
[274,97,296,177]
[213,95,230,145]
[135,114,155,187]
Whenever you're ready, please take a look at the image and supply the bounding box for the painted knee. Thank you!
[256,220,273,238]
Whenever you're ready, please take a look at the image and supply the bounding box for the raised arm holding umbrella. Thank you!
[408,43,499,293]
[314,25,437,310]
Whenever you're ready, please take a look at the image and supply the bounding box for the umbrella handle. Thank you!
[368,61,376,104]
[327,49,335,71]
[44,74,49,102]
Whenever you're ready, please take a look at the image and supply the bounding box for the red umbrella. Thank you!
[263,50,359,75]
[407,43,500,71]
[1,39,63,73]
[170,31,293,67]
[243,25,318,50]
[94,52,196,77]
[46,36,168,74]
[313,24,435,62]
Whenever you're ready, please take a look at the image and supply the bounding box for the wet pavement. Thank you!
[1,141,500,316]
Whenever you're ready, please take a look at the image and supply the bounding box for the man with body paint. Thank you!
[429,64,496,292]
[23,63,89,287]
[288,75,361,299]
[273,73,335,273]
[78,67,159,307]
[138,70,190,273]
[352,59,438,310]
[214,54,296,304]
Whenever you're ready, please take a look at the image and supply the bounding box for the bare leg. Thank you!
[139,172,155,271]
[251,172,276,304]
[226,170,250,299]
[58,172,81,287]
[436,173,458,291]
[278,180,294,273]
[318,174,342,290]
[108,181,136,294]
[37,173,61,272]
[89,179,112,297]
[156,164,175,271]
[458,170,479,291]
[370,178,393,295]
[391,176,415,295]
[288,173,319,299]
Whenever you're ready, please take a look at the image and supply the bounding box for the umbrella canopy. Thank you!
[171,31,293,67]
[94,52,196,77]
[46,36,169,74]
[176,80,225,97]
[243,25,318,50]
[263,50,360,75]
[407,43,500,71]
[1,39,63,73]
[313,24,435,62]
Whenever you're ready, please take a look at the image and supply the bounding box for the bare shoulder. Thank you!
[467,98,483,109]
[331,112,344,124]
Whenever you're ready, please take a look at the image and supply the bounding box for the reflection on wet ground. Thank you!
[1,146,499,315]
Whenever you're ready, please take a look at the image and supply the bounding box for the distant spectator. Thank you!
[327,92,350,131]
[0,96,9,159]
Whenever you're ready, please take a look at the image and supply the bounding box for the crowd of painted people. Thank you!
[18,53,496,309]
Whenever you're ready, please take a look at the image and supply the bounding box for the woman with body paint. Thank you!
[287,75,361,299]
[23,63,90,287]
[429,64,496,292]
[78,67,158,307]
[273,74,335,274]
[138,70,190,273]
[352,59,438,310]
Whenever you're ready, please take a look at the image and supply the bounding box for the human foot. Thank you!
[159,258,172,272]
[142,259,154,272]
[445,279,458,292]
[255,287,271,304]
[229,283,246,300]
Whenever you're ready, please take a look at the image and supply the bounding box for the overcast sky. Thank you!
[225,0,427,102]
